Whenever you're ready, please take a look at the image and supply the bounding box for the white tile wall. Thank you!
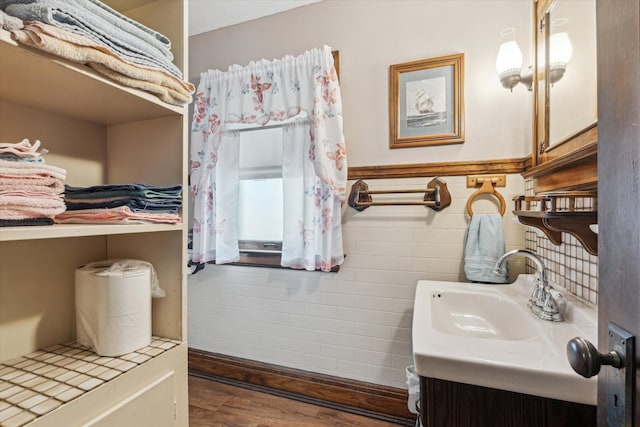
[188,175,527,389]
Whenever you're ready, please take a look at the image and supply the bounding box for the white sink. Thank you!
[430,290,538,341]
[412,274,597,405]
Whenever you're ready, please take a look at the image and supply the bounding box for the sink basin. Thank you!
[412,274,597,405]
[430,290,537,341]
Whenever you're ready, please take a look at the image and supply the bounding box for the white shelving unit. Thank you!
[0,1,189,425]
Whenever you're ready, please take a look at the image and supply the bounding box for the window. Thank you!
[189,48,344,272]
[236,126,284,267]
[229,117,340,271]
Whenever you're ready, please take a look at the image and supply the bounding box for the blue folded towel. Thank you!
[64,184,182,199]
[1,0,172,50]
[464,213,508,284]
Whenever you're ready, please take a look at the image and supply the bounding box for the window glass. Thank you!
[237,127,283,249]
[227,111,314,266]
[238,177,283,242]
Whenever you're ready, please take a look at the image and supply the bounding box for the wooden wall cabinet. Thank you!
[515,0,599,254]
[0,1,189,425]
[523,0,598,194]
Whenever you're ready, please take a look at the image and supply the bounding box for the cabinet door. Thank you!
[85,373,175,427]
[420,377,596,427]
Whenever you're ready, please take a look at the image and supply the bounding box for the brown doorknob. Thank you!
[566,337,622,378]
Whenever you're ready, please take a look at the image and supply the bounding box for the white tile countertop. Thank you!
[0,337,180,426]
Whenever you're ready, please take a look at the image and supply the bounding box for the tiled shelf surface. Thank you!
[0,337,180,427]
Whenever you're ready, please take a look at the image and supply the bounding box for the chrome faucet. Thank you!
[494,249,563,322]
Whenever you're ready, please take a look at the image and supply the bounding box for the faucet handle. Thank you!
[529,278,545,308]
[541,291,564,321]
[549,289,563,301]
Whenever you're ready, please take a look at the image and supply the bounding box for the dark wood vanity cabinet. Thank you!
[419,377,596,427]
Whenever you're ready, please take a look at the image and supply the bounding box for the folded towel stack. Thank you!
[55,183,182,224]
[1,0,194,105]
[0,139,67,226]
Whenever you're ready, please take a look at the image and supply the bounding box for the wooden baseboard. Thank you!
[188,348,415,425]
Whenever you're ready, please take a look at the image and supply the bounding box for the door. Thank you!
[597,0,640,425]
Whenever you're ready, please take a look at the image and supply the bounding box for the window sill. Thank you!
[236,252,341,272]
[193,252,340,273]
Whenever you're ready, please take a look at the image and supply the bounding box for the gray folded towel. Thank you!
[79,0,171,48]
[463,213,508,284]
[1,0,171,49]
[2,0,182,78]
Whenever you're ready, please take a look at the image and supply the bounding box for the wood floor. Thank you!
[188,375,409,427]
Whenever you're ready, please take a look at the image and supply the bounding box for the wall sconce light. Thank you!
[548,18,573,85]
[496,28,532,91]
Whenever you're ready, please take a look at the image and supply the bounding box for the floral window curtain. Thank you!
[190,46,346,272]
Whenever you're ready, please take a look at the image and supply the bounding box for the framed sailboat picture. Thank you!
[389,53,464,148]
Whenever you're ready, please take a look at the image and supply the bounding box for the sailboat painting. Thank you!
[405,77,447,128]
[389,53,464,148]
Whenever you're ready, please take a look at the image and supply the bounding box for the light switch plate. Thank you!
[605,322,634,427]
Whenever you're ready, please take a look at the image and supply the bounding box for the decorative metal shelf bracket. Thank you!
[348,177,451,212]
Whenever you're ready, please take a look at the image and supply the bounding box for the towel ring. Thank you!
[466,179,507,217]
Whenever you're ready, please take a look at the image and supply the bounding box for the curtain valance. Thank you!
[190,46,346,272]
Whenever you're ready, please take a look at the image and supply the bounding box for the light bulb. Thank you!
[548,18,573,84]
[550,32,573,66]
[496,28,523,75]
[496,28,527,90]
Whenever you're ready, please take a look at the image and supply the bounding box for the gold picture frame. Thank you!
[389,53,465,149]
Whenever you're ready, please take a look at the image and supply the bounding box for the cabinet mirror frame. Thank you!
[524,0,598,194]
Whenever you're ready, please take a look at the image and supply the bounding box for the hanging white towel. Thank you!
[464,213,508,283]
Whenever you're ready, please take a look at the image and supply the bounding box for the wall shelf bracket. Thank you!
[513,192,598,255]
[516,214,563,245]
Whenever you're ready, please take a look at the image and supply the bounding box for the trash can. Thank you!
[406,365,422,425]
[75,259,155,356]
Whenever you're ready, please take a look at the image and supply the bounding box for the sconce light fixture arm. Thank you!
[499,66,533,92]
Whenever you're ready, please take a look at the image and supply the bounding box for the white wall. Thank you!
[188,0,531,389]
[189,0,533,165]
[189,176,526,388]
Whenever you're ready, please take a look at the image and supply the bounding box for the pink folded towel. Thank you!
[0,206,65,219]
[0,192,66,220]
[0,178,65,194]
[55,206,180,224]
[0,194,66,209]
[0,194,65,218]
[0,189,63,198]
[0,139,47,158]
[0,159,67,181]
